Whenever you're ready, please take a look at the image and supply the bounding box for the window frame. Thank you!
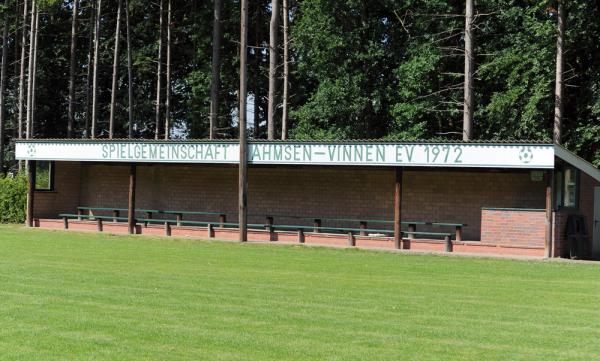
[34,161,56,192]
[555,164,580,211]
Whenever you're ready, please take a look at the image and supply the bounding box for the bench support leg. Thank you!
[176,213,182,227]
[348,232,356,247]
[455,226,462,242]
[313,219,321,233]
[113,210,120,223]
[298,229,305,244]
[97,218,103,232]
[165,222,171,236]
[207,224,215,238]
[219,214,226,228]
[359,222,367,236]
[63,217,69,230]
[445,235,453,253]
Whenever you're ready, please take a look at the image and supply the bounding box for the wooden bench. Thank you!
[77,207,161,222]
[160,210,228,227]
[260,215,466,241]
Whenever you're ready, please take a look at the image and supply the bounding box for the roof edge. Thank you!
[554,145,600,183]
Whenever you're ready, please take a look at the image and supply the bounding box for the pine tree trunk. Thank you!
[209,0,222,139]
[164,0,171,140]
[68,0,79,138]
[462,0,474,141]
[0,9,9,173]
[267,0,279,140]
[85,0,95,138]
[109,0,122,139]
[125,0,134,138]
[155,0,164,140]
[18,0,28,143]
[91,0,102,139]
[31,3,40,138]
[281,0,289,140]
[17,0,28,170]
[553,0,565,144]
[26,0,36,139]
[253,3,261,138]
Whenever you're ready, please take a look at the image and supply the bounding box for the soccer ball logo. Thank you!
[27,145,36,157]
[519,147,533,164]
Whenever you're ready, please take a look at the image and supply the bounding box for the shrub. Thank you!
[0,173,27,224]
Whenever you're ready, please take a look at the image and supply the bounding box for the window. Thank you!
[35,161,54,191]
[555,166,579,209]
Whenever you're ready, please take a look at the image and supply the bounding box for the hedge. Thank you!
[0,174,27,224]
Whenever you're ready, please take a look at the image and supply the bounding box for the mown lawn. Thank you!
[1,225,600,360]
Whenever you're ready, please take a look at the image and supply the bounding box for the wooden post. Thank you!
[238,0,248,242]
[348,232,356,247]
[97,218,103,232]
[63,216,69,229]
[207,223,215,238]
[128,163,136,234]
[455,226,462,242]
[266,216,274,232]
[545,171,554,258]
[26,160,36,227]
[165,221,171,236]
[219,214,227,228]
[112,210,119,222]
[394,168,403,249]
[359,221,367,236]
[176,213,182,226]
[298,228,305,243]
[445,235,452,253]
[313,219,321,233]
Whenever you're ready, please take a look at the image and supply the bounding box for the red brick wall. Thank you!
[34,161,82,218]
[66,163,547,241]
[554,172,600,257]
[481,209,546,247]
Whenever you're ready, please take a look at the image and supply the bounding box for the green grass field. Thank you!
[1,225,600,360]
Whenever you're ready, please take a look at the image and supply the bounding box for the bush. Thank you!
[0,173,27,224]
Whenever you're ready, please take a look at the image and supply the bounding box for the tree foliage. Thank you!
[0,0,598,170]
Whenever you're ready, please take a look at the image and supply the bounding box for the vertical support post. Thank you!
[313,219,321,233]
[266,216,274,231]
[545,170,554,258]
[347,232,356,247]
[219,214,227,228]
[112,210,119,222]
[165,221,171,236]
[394,167,403,249]
[97,218,103,232]
[359,221,367,236]
[128,163,137,235]
[26,160,36,227]
[63,216,69,229]
[455,226,462,242]
[298,228,305,243]
[445,235,453,252]
[176,213,182,226]
[238,0,248,243]
[77,208,83,221]
[208,223,215,238]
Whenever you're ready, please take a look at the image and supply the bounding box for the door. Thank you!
[594,187,600,258]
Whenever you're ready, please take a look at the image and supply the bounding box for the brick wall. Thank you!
[34,161,82,218]
[64,163,547,241]
[481,209,546,247]
[554,172,600,258]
